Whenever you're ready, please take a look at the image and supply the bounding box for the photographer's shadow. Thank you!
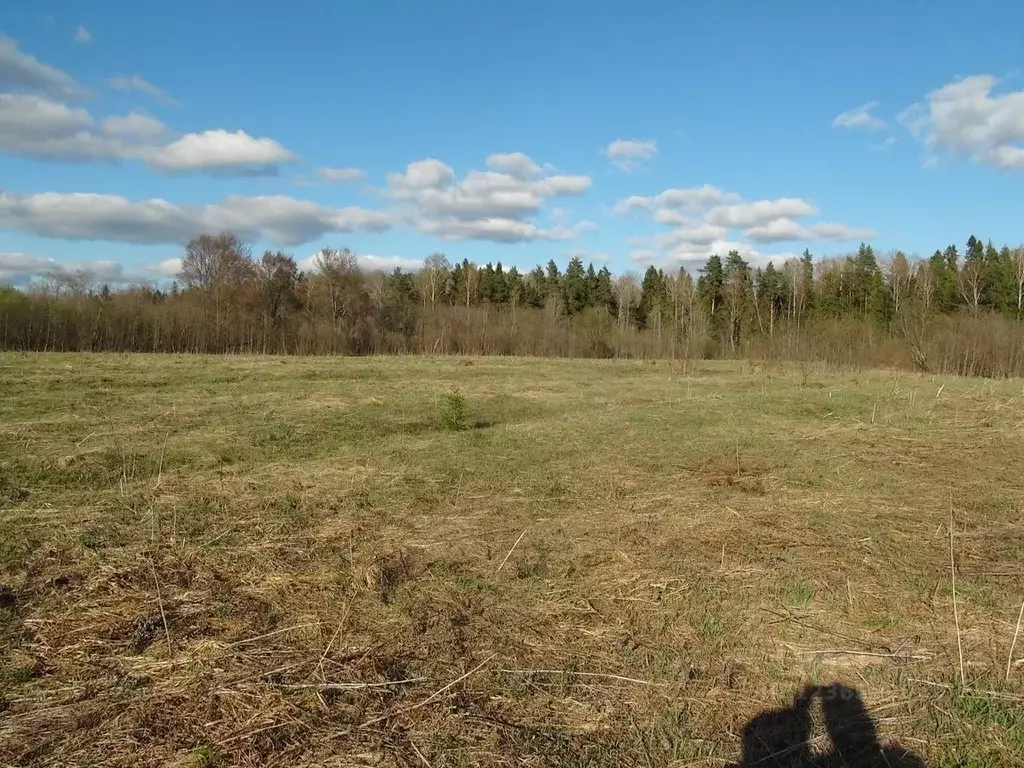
[728,683,925,767]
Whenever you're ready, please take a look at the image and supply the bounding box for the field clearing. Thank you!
[1,353,1023,767]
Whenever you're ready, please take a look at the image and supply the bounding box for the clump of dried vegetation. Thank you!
[0,354,1022,767]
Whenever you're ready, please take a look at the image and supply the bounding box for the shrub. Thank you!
[439,389,469,431]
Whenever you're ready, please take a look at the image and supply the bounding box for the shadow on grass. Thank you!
[728,683,924,767]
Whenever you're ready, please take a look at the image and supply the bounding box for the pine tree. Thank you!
[593,266,616,315]
[724,250,751,351]
[638,266,669,332]
[562,256,588,315]
[697,254,725,320]
[981,242,1013,313]
[852,243,884,318]
[928,249,957,313]
[799,248,815,319]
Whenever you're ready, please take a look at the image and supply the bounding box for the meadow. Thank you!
[0,353,1022,766]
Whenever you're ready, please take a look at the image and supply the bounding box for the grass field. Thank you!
[1,353,1023,767]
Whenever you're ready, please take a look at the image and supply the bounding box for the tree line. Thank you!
[2,232,1023,376]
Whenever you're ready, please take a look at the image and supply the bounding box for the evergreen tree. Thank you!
[851,243,884,318]
[697,254,725,319]
[982,242,1013,313]
[724,250,751,350]
[638,266,669,331]
[593,266,616,314]
[928,249,957,313]
[506,266,525,306]
[562,256,588,315]
[799,248,815,318]
[584,263,598,309]
[491,262,509,304]
[524,267,547,308]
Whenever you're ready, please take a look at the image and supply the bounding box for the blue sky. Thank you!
[2,0,1023,285]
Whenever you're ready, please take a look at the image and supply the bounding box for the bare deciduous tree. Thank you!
[420,252,450,309]
[615,274,638,328]
[1012,246,1024,318]
[958,257,984,312]
[884,250,911,319]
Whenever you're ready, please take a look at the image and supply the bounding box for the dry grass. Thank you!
[1,353,1022,767]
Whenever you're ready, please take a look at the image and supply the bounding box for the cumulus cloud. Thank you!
[298,252,421,274]
[0,251,177,287]
[108,74,178,106]
[661,240,801,271]
[602,138,658,170]
[0,94,295,174]
[808,222,875,240]
[358,254,422,272]
[0,189,391,246]
[418,217,588,243]
[0,93,126,159]
[706,198,818,228]
[833,101,886,131]
[316,166,365,182]
[899,74,1024,170]
[0,34,82,98]
[745,217,812,243]
[100,111,166,140]
[629,249,660,265]
[73,26,92,44]
[386,154,592,242]
[615,185,738,214]
[619,182,873,266]
[486,152,542,178]
[144,129,295,173]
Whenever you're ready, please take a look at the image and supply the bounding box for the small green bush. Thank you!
[439,389,469,431]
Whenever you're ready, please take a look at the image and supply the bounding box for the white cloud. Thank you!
[100,111,166,140]
[0,93,129,159]
[108,74,178,106]
[155,257,181,277]
[629,249,660,265]
[0,34,82,98]
[386,154,592,242]
[486,152,542,178]
[418,217,587,243]
[357,254,422,272]
[706,198,818,228]
[899,74,1024,170]
[0,93,92,136]
[743,219,874,244]
[603,138,658,170]
[745,218,811,243]
[655,221,729,246]
[0,189,391,246]
[615,185,738,214]
[298,252,421,274]
[664,240,798,271]
[833,101,886,131]
[0,251,176,287]
[144,129,296,173]
[316,166,365,182]
[870,136,897,151]
[621,182,872,264]
[73,26,92,44]
[0,94,294,174]
[896,103,928,138]
[809,222,875,241]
